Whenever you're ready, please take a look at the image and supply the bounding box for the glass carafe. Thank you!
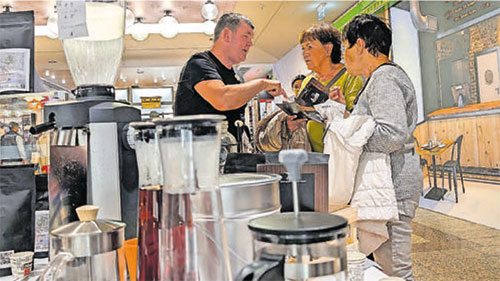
[236,212,348,281]
[130,122,163,281]
[62,0,125,88]
[155,115,232,281]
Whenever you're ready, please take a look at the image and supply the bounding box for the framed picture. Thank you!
[474,46,500,103]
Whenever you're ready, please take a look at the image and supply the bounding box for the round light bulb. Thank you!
[159,15,179,39]
[203,20,216,36]
[61,79,66,84]
[201,1,218,21]
[153,77,158,84]
[131,22,149,41]
[45,70,50,77]
[135,78,139,84]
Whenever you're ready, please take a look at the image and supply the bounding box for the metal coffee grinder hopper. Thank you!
[30,0,141,239]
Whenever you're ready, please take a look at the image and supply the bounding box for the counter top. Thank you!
[427,101,500,120]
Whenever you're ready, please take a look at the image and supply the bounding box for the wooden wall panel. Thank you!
[456,117,479,167]
[476,115,500,169]
[422,113,500,170]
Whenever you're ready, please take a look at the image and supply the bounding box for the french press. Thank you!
[236,150,348,281]
[236,212,348,281]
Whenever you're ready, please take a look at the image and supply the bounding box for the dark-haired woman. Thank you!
[298,23,364,152]
[343,14,422,281]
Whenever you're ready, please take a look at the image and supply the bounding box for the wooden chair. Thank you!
[440,135,465,203]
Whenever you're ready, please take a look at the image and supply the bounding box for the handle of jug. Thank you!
[38,252,74,281]
[235,253,285,281]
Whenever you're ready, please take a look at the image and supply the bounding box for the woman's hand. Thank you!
[329,86,345,104]
[286,115,307,132]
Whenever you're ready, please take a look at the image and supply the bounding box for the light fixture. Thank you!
[126,9,135,29]
[51,74,56,79]
[131,17,149,41]
[45,70,50,77]
[161,74,167,81]
[317,3,326,21]
[153,77,158,84]
[201,0,218,21]
[159,10,179,39]
[46,6,58,39]
[202,20,216,36]
[61,78,66,84]
[134,78,139,84]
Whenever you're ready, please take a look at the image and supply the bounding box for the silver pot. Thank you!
[195,173,281,280]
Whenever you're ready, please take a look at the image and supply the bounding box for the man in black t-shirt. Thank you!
[174,13,284,136]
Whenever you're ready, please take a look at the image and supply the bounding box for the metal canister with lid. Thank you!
[39,205,127,281]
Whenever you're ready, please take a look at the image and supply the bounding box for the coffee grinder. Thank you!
[30,0,141,239]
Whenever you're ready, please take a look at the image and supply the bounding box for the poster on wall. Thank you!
[0,49,30,92]
[475,47,500,103]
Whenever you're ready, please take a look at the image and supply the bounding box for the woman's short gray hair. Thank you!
[214,13,254,41]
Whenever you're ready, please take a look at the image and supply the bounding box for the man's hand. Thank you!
[286,115,307,132]
[262,79,287,98]
[329,86,345,104]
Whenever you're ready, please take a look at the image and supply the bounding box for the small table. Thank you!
[417,140,454,200]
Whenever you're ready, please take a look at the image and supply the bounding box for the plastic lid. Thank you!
[347,251,366,263]
[248,212,347,245]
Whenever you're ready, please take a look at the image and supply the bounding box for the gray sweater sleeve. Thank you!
[363,71,409,154]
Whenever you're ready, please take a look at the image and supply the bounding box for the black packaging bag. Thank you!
[0,11,35,94]
[0,164,36,276]
[34,174,49,258]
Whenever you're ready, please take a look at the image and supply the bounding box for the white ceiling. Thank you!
[7,0,357,90]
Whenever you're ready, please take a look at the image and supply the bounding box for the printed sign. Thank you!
[57,0,89,39]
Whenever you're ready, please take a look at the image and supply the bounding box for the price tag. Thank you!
[141,96,162,109]
[57,0,89,39]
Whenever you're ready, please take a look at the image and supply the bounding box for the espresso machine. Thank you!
[30,0,141,239]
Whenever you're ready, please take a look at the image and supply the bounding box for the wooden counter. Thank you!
[427,101,500,119]
[415,102,500,171]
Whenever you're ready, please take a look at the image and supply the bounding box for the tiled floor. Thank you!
[411,208,500,281]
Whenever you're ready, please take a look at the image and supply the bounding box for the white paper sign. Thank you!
[57,0,89,39]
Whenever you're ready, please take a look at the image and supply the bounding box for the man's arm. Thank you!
[194,78,283,111]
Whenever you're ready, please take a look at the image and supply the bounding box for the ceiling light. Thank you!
[159,10,179,39]
[153,77,158,84]
[51,74,56,79]
[161,74,167,81]
[135,78,139,84]
[203,20,216,36]
[201,1,218,21]
[126,9,135,29]
[131,17,149,41]
[45,70,50,77]
[317,3,326,21]
[61,79,66,84]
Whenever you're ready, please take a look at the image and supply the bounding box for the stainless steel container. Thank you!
[219,173,281,279]
[39,205,127,281]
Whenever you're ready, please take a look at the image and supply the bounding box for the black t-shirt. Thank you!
[174,51,245,137]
